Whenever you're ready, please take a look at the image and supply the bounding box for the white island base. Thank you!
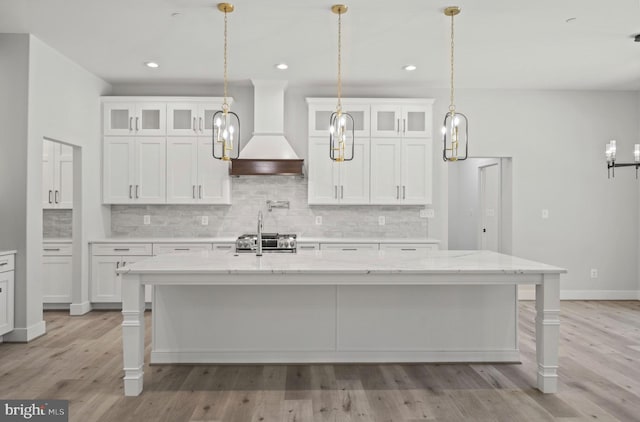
[120,250,565,396]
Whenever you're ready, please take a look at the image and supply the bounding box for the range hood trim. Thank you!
[230,158,304,176]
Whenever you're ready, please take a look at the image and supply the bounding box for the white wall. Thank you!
[0,34,111,340]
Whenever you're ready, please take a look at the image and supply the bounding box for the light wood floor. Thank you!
[0,301,639,422]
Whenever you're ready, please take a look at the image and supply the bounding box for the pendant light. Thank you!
[212,2,240,161]
[329,4,355,162]
[442,6,469,162]
[605,140,640,178]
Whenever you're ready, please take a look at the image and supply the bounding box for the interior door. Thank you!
[479,164,500,251]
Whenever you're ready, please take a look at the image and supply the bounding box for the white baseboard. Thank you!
[150,349,521,364]
[518,289,640,301]
[3,320,46,342]
[70,301,92,315]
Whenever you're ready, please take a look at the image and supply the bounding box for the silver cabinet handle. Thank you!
[403,118,406,134]
[300,246,316,249]
[341,185,344,199]
[135,185,139,199]
[122,261,126,267]
[193,117,197,132]
[216,245,232,249]
[174,248,190,251]
[397,118,400,133]
[129,185,133,199]
[54,190,60,204]
[135,117,139,132]
[129,117,133,131]
[342,248,357,251]
[199,185,202,199]
[48,190,53,204]
[44,248,61,251]
[401,248,417,251]
[116,261,120,269]
[114,248,130,251]
[334,185,338,199]
[403,186,406,200]
[199,117,203,132]
[0,262,8,266]
[192,185,196,199]
[396,186,400,199]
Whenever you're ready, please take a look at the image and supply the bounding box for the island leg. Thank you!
[121,273,145,396]
[535,274,560,393]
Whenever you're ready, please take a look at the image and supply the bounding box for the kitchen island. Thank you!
[120,249,565,396]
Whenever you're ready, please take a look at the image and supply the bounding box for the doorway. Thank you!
[479,163,500,251]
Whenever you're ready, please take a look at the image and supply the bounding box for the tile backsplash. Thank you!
[43,209,72,238]
[111,177,429,238]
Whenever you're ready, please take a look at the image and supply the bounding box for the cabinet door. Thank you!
[103,138,135,204]
[308,102,370,138]
[166,138,198,204]
[42,140,55,208]
[136,103,166,136]
[371,104,402,137]
[370,138,402,204]
[197,138,231,204]
[308,137,339,204]
[42,256,72,303]
[338,139,370,204]
[56,143,74,209]
[167,103,198,136]
[197,103,220,137]
[104,103,136,136]
[401,139,432,204]
[134,138,166,203]
[401,104,431,138]
[91,256,120,302]
[0,270,14,336]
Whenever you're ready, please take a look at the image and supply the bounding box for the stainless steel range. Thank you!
[235,233,297,253]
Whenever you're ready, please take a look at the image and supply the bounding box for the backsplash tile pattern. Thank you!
[111,177,428,238]
[43,209,72,238]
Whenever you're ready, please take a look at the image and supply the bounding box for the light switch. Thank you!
[201,216,209,225]
[378,216,386,226]
[143,215,150,225]
[315,216,322,225]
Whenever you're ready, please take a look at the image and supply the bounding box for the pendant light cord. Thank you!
[449,13,455,113]
[223,9,229,111]
[337,10,342,112]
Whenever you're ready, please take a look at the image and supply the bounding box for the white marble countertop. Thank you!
[90,237,439,244]
[0,250,17,255]
[121,249,566,275]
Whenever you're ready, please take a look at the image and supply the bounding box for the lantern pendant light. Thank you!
[212,3,240,161]
[329,4,355,162]
[442,6,469,162]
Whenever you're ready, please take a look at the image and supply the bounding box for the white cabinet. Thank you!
[103,137,166,204]
[153,243,212,255]
[297,243,320,252]
[370,138,432,204]
[308,137,370,205]
[42,243,73,304]
[166,138,231,204]
[42,140,73,209]
[103,102,166,136]
[0,252,15,337]
[90,244,152,303]
[167,102,225,137]
[371,102,431,138]
[307,99,370,138]
[379,243,438,252]
[320,243,379,251]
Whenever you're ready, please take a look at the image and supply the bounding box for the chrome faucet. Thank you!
[256,210,263,256]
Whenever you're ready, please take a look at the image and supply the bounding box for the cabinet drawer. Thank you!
[212,243,235,252]
[43,243,73,256]
[380,243,438,252]
[298,243,320,251]
[92,243,152,256]
[320,243,379,251]
[153,243,213,255]
[0,254,15,272]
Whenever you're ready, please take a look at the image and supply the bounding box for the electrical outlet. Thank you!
[420,209,435,218]
[541,209,549,219]
[315,216,322,225]
[590,269,598,278]
[201,216,209,226]
[378,216,386,226]
[143,215,150,225]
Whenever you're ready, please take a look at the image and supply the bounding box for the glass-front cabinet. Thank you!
[307,99,370,138]
[167,101,227,137]
[103,102,166,136]
[371,103,431,138]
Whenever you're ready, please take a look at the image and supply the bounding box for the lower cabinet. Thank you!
[319,243,379,251]
[0,252,15,337]
[90,244,152,303]
[380,243,439,253]
[43,243,73,304]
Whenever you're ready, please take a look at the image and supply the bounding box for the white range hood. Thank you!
[230,80,303,175]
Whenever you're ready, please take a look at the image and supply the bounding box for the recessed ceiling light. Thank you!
[144,61,159,69]
[403,65,417,71]
[276,63,289,70]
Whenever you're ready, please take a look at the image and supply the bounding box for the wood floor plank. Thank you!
[0,301,638,422]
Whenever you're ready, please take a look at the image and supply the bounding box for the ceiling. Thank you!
[1,0,639,90]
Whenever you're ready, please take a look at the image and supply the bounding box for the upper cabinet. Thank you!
[103,102,166,136]
[371,102,432,138]
[42,140,73,209]
[167,101,228,137]
[307,99,370,138]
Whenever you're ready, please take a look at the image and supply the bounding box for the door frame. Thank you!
[477,163,501,251]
